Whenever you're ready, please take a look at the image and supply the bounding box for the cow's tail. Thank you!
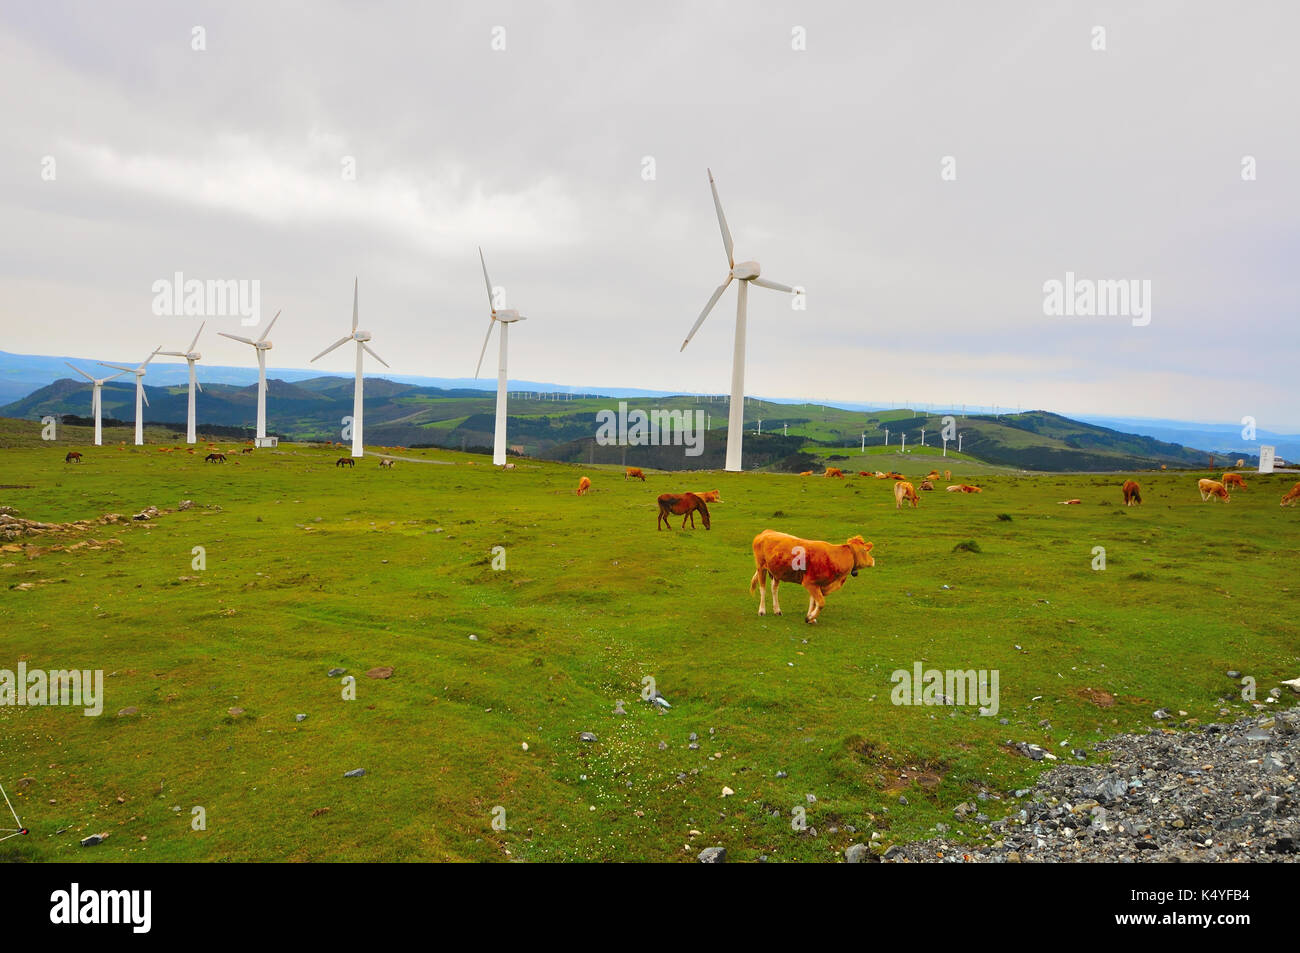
[749,570,762,595]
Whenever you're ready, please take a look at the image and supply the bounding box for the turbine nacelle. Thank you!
[351,330,372,343]
[493,310,524,323]
[732,261,761,281]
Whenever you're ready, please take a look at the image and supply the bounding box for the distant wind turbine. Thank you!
[157,322,206,444]
[98,349,160,446]
[312,282,386,458]
[219,311,281,445]
[64,363,126,446]
[473,248,527,467]
[680,169,800,472]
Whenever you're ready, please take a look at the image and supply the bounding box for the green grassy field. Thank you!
[1,419,1297,862]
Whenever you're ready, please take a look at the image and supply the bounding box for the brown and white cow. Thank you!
[1280,482,1300,507]
[625,467,646,482]
[1122,480,1142,506]
[749,529,875,623]
[1198,478,1229,502]
[1221,473,1247,490]
[894,481,919,509]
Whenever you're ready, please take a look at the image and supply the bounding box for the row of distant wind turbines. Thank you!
[65,170,798,470]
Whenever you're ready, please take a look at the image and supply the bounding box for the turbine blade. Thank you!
[479,247,496,314]
[65,362,95,382]
[141,348,161,368]
[156,351,186,357]
[474,319,497,378]
[218,332,257,345]
[141,388,150,408]
[189,321,205,352]
[707,168,734,267]
[681,276,732,351]
[98,363,135,373]
[103,370,127,382]
[257,311,280,343]
[361,342,389,368]
[752,277,795,294]
[195,377,204,393]
[311,336,351,363]
[351,279,359,332]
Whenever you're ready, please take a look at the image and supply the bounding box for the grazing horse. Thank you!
[205,452,226,463]
[336,457,355,468]
[64,451,82,464]
[577,476,591,495]
[378,458,395,469]
[1222,473,1247,490]
[624,467,646,482]
[657,492,710,530]
[1122,480,1142,506]
[241,447,254,454]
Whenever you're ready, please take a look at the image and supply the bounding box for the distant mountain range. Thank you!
[1,349,1294,470]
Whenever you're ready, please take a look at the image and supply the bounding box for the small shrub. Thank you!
[952,539,982,554]
[996,513,1012,521]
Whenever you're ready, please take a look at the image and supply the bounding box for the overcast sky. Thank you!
[1,1,1296,428]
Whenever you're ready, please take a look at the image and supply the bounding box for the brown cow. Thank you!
[1122,480,1142,506]
[1198,478,1229,502]
[947,484,981,493]
[625,467,646,482]
[799,471,813,477]
[857,471,873,477]
[577,476,591,495]
[64,451,82,464]
[926,470,940,479]
[943,470,951,481]
[1281,482,1300,507]
[749,530,875,623]
[656,492,710,530]
[894,481,919,509]
[824,467,844,478]
[1222,473,1247,490]
[693,490,721,503]
[919,479,934,491]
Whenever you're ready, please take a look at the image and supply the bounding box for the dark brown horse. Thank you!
[64,451,82,463]
[657,492,710,530]
[336,457,355,468]
[205,452,226,463]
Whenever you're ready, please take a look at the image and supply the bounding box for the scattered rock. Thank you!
[343,768,366,778]
[295,714,307,723]
[845,843,871,863]
[579,732,598,743]
[327,668,346,677]
[697,846,726,863]
[80,833,109,846]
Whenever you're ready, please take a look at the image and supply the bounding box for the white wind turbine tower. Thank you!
[312,282,387,458]
[64,363,126,446]
[473,248,527,467]
[98,348,160,446]
[157,322,206,444]
[680,169,799,472]
[219,311,281,446]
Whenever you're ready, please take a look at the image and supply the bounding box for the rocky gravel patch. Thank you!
[886,708,1299,863]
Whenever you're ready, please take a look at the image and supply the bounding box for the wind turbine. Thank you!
[98,349,160,446]
[219,311,281,445]
[680,169,800,472]
[473,248,527,467]
[312,282,386,458]
[157,322,206,444]
[64,363,126,446]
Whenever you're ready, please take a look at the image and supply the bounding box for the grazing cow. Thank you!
[919,479,934,491]
[656,492,710,530]
[1122,480,1142,506]
[693,490,721,503]
[1280,482,1300,507]
[625,467,646,482]
[205,452,226,464]
[1222,473,1247,490]
[799,471,813,477]
[378,458,395,469]
[64,451,82,464]
[1197,478,1229,502]
[943,470,951,481]
[894,481,919,509]
[577,476,591,495]
[503,463,516,470]
[749,529,875,623]
[824,467,845,479]
[336,457,355,468]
